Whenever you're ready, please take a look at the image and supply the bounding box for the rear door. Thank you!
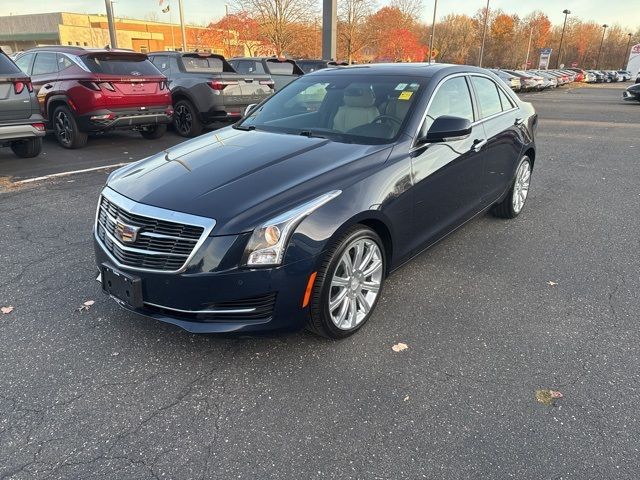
[410,75,486,252]
[80,53,166,108]
[0,51,33,122]
[469,75,523,202]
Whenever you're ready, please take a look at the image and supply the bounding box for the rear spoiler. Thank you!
[85,52,149,62]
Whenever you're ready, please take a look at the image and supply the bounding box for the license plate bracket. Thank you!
[101,263,144,309]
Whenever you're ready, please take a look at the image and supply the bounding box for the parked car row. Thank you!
[490,68,580,92]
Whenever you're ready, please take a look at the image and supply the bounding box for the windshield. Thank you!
[181,55,234,73]
[238,74,424,145]
[81,54,160,76]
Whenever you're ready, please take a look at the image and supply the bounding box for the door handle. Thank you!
[472,139,487,152]
[515,117,525,126]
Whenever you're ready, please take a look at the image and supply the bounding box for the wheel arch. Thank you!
[46,95,72,123]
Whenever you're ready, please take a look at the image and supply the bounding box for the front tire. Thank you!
[173,100,203,137]
[307,225,386,339]
[10,137,42,158]
[139,124,167,139]
[52,105,88,149]
[491,156,532,219]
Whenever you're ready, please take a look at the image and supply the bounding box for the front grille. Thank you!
[144,293,278,322]
[96,193,208,272]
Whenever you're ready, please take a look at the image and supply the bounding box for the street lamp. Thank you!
[622,33,633,70]
[428,0,438,64]
[595,24,608,69]
[479,0,490,67]
[555,9,571,68]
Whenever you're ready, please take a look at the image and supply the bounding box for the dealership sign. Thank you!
[539,48,552,70]
[627,44,640,77]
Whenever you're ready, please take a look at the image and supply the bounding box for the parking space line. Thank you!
[14,162,131,185]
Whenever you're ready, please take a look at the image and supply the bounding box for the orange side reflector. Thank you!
[302,272,317,308]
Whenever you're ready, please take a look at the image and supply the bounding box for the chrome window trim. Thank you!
[94,187,216,274]
[468,74,519,120]
[144,302,256,314]
[411,72,520,151]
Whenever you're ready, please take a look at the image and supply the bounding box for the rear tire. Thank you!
[173,100,203,137]
[139,124,167,140]
[10,137,42,158]
[52,105,88,149]
[306,225,386,339]
[491,156,532,219]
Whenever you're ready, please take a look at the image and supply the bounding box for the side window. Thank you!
[151,55,170,72]
[248,61,265,74]
[471,76,502,118]
[57,54,75,71]
[32,52,59,76]
[498,87,515,111]
[422,76,474,134]
[15,53,35,75]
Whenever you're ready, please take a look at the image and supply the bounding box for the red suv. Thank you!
[15,47,173,149]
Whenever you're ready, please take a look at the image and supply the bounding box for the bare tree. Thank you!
[338,0,376,63]
[390,0,424,21]
[232,0,316,56]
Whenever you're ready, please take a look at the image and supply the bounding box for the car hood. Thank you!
[107,127,392,235]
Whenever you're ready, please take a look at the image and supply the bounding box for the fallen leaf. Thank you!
[83,300,95,307]
[547,281,558,286]
[392,342,408,352]
[111,352,119,357]
[403,395,410,402]
[1,306,14,314]
[536,389,563,406]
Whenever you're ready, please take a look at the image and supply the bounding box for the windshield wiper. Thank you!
[234,124,256,131]
[299,130,329,139]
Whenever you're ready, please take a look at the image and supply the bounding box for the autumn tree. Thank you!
[211,11,264,57]
[432,14,477,64]
[376,28,426,61]
[231,0,316,56]
[338,0,376,63]
[390,0,424,21]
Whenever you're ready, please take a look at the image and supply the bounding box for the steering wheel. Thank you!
[371,115,403,127]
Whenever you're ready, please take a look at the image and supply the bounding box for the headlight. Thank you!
[244,190,342,267]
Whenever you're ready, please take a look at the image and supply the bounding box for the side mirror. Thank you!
[422,115,472,143]
[244,104,258,117]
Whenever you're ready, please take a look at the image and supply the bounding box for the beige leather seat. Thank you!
[332,85,379,132]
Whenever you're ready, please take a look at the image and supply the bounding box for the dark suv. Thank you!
[15,47,172,149]
[148,51,274,137]
[229,57,304,91]
[0,48,45,158]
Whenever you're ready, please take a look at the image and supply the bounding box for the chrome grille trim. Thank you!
[94,187,216,273]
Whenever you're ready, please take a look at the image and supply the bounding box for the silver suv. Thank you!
[0,49,45,158]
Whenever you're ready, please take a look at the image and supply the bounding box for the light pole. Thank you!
[479,0,490,67]
[595,24,608,69]
[428,0,438,64]
[178,0,187,52]
[622,33,633,70]
[524,26,533,69]
[555,9,571,68]
[104,0,117,48]
[225,4,231,57]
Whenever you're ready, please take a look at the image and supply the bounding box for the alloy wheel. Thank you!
[54,111,72,146]
[328,237,383,330]
[512,160,531,214]
[175,104,192,135]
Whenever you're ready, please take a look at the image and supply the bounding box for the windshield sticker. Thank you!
[398,91,413,100]
[395,83,408,90]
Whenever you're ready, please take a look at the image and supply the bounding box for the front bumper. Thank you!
[77,106,173,132]
[94,240,317,333]
[622,90,640,102]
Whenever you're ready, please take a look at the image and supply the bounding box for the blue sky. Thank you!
[0,0,638,30]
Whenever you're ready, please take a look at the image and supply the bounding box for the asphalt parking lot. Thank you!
[1,83,639,479]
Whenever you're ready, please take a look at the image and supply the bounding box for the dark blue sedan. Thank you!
[94,63,537,338]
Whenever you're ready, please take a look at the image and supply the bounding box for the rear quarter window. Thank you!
[266,61,295,75]
[181,56,224,73]
[0,52,22,75]
[81,55,161,76]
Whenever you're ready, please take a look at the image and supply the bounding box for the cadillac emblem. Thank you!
[115,220,141,243]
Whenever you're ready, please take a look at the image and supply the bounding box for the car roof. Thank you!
[302,63,491,78]
[19,46,136,55]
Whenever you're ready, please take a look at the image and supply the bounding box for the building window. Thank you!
[84,42,88,46]
[68,42,72,45]
[76,42,80,46]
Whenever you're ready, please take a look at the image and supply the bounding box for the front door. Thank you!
[409,75,487,253]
